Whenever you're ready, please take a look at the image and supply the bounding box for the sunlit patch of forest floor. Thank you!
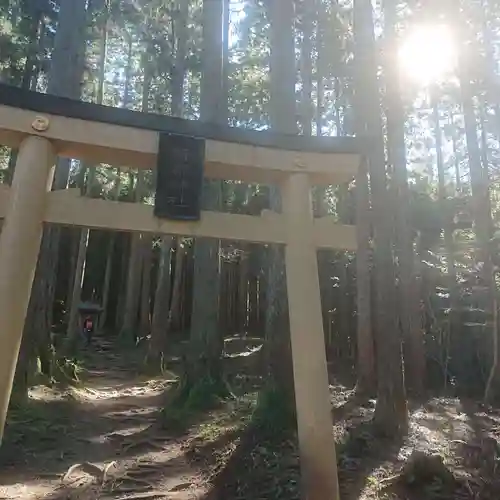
[0,337,221,500]
[1,339,500,500]
[199,386,500,500]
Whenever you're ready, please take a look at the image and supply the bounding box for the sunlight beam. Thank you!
[398,24,457,86]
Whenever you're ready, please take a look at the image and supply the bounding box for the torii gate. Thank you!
[0,84,362,500]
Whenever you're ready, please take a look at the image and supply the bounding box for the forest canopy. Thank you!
[1,0,500,499]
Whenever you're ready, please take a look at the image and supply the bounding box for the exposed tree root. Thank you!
[117,476,156,487]
[115,491,169,499]
[158,370,234,436]
[121,437,169,454]
[103,461,118,483]
[379,451,457,490]
[116,424,172,454]
[62,459,176,499]
[52,357,82,386]
[170,374,234,411]
[123,464,164,477]
[115,492,201,500]
[111,483,154,494]
[62,461,106,484]
[58,462,110,500]
[165,353,235,412]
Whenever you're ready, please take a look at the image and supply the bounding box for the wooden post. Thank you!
[0,135,55,442]
[282,172,340,500]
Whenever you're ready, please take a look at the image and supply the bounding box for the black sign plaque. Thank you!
[154,133,205,221]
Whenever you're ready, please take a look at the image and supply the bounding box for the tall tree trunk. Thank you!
[354,159,375,394]
[315,0,324,137]
[314,6,335,348]
[353,0,407,434]
[5,2,43,183]
[478,103,494,233]
[100,169,121,329]
[265,0,296,398]
[22,9,41,89]
[184,0,226,396]
[169,239,185,331]
[219,256,229,336]
[120,172,146,340]
[449,113,462,190]
[65,166,95,353]
[457,44,497,400]
[383,0,425,396]
[332,70,353,365]
[149,237,172,357]
[65,11,108,352]
[300,0,313,136]
[16,0,88,392]
[149,0,189,366]
[31,14,47,91]
[222,0,230,125]
[64,165,86,313]
[481,0,500,140]
[337,188,352,362]
[139,237,153,337]
[247,244,260,333]
[100,15,127,331]
[238,247,249,332]
[115,223,132,330]
[65,228,79,313]
[349,0,374,395]
[432,90,460,371]
[120,41,151,341]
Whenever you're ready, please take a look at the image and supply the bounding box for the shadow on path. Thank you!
[0,338,205,500]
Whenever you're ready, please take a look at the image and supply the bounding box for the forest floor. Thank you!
[0,337,500,499]
[0,337,213,500]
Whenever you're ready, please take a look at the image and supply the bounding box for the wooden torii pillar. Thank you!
[282,172,340,500]
[0,134,55,440]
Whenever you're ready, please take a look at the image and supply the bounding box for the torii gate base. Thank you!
[0,85,363,500]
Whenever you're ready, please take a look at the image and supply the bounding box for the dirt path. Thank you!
[0,339,208,500]
[6,338,500,500]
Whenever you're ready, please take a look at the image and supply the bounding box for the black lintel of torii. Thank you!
[0,83,368,155]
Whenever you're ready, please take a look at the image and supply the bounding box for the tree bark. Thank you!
[65,166,94,353]
[300,0,314,136]
[100,168,121,329]
[337,187,353,362]
[265,0,297,398]
[184,0,227,393]
[354,159,375,394]
[17,0,88,390]
[139,237,153,337]
[457,42,497,400]
[314,11,335,351]
[120,172,145,340]
[64,11,108,352]
[247,244,260,333]
[432,90,460,380]
[353,0,407,434]
[383,0,425,396]
[148,0,188,365]
[148,237,173,362]
[238,247,249,332]
[119,42,150,341]
[169,239,185,331]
